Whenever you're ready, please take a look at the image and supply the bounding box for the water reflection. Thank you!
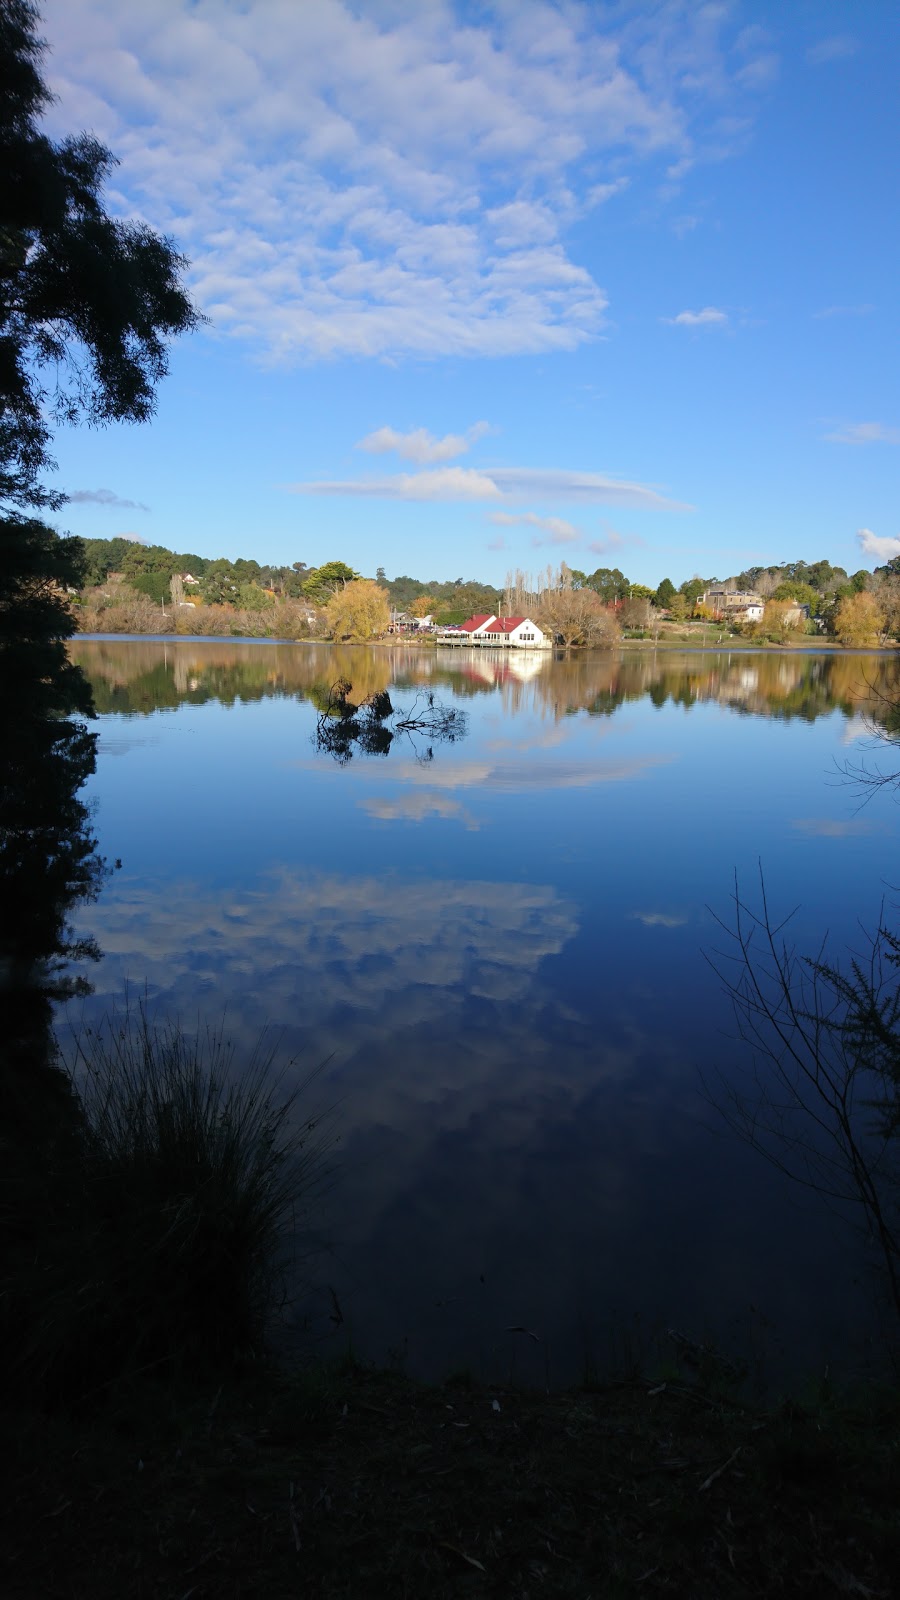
[70,637,900,730]
[59,638,900,1383]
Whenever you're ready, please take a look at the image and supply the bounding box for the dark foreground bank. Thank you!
[4,1362,898,1599]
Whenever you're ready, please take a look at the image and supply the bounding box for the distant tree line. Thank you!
[71,538,900,647]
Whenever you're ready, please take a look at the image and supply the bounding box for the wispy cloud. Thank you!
[586,178,630,207]
[587,531,646,555]
[630,911,688,928]
[813,304,873,319]
[825,422,900,445]
[663,306,728,327]
[857,528,900,562]
[735,54,779,91]
[791,817,874,838]
[489,511,580,545]
[286,465,690,511]
[42,0,777,363]
[807,36,859,66]
[357,422,490,464]
[289,466,502,501]
[68,487,150,510]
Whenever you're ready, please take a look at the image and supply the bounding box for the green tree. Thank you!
[237,580,273,612]
[1,0,200,515]
[771,581,819,613]
[303,560,359,604]
[0,0,198,1282]
[679,577,707,607]
[584,567,630,604]
[655,577,676,609]
[129,569,170,604]
[200,559,237,604]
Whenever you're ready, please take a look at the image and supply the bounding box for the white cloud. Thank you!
[489,468,689,509]
[664,306,728,327]
[289,466,503,501]
[489,511,580,545]
[285,465,690,511]
[857,528,900,562]
[40,0,775,363]
[586,178,630,207]
[825,422,900,446]
[361,793,479,829]
[68,487,150,510]
[807,36,859,66]
[357,422,490,463]
[630,911,688,928]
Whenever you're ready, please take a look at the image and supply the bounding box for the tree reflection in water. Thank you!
[313,677,468,765]
[69,638,900,734]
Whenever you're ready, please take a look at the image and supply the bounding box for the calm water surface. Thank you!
[63,639,900,1384]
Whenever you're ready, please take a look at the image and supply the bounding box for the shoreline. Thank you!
[71,630,900,656]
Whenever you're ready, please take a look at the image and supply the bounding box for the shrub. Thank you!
[4,1010,333,1401]
[78,591,175,634]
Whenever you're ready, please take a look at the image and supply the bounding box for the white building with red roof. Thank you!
[436,613,550,649]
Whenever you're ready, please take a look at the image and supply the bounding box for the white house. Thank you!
[436,613,551,649]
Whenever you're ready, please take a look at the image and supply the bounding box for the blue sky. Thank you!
[40,0,900,588]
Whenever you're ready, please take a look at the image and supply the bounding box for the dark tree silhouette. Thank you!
[0,0,200,1366]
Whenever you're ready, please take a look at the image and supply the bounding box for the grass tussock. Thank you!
[2,1010,334,1403]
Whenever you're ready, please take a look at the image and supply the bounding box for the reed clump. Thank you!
[2,1011,332,1402]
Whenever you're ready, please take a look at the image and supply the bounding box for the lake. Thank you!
[62,637,900,1387]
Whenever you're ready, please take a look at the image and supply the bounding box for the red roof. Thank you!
[483,615,527,634]
[459,613,494,631]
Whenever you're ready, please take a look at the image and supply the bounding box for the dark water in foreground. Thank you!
[62,638,900,1385]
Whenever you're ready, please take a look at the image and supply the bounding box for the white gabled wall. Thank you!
[508,618,545,644]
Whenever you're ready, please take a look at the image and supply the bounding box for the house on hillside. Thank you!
[700,586,765,618]
[436,614,551,649]
[732,601,764,623]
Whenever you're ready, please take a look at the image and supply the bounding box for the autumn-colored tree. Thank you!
[761,599,803,641]
[325,579,390,640]
[537,587,620,648]
[620,595,652,629]
[835,591,886,646]
[411,593,436,617]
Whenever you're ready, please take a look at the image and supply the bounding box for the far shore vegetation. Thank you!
[71,536,900,648]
